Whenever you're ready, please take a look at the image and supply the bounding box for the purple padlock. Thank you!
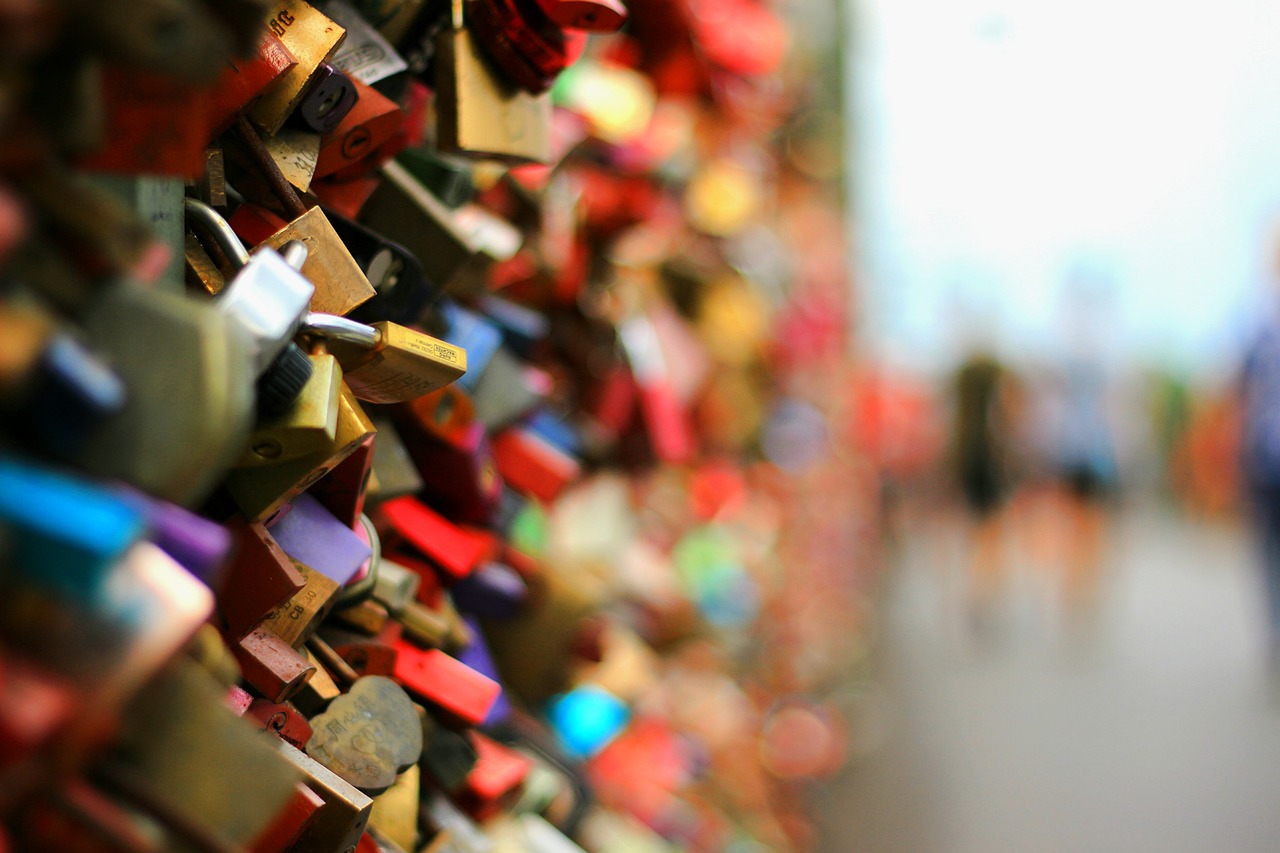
[114,487,233,588]
[293,62,359,133]
[457,615,512,727]
[266,492,372,586]
[451,561,528,619]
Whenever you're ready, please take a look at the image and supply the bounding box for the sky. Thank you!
[849,0,1280,380]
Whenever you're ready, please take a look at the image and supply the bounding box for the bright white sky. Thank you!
[851,0,1280,378]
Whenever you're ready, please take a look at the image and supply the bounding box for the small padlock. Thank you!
[232,115,378,316]
[292,61,360,133]
[234,626,318,702]
[267,492,373,586]
[224,383,376,522]
[248,698,315,749]
[464,0,571,94]
[313,77,404,179]
[218,518,307,641]
[250,0,350,135]
[257,559,343,647]
[535,0,627,32]
[300,312,467,404]
[210,32,299,132]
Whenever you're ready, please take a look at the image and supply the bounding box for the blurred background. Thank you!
[812,0,1280,851]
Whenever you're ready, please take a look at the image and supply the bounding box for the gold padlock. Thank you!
[259,560,342,647]
[234,115,377,316]
[239,352,344,465]
[434,0,551,164]
[250,0,349,135]
[225,383,377,521]
[370,763,420,852]
[302,313,467,404]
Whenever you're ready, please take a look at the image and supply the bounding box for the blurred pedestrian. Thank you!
[1238,300,1280,675]
[950,350,1021,634]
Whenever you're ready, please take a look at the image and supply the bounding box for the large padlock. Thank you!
[433,0,552,164]
[70,282,256,507]
[232,115,377,316]
[300,312,466,404]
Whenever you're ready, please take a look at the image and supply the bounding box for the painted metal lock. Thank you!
[313,78,403,179]
[535,0,627,31]
[301,313,467,404]
[218,518,307,641]
[464,0,572,94]
[250,0,349,135]
[268,492,373,587]
[249,698,316,749]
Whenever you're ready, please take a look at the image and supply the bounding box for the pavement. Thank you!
[808,502,1280,853]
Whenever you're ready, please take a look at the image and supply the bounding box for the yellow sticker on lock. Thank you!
[325,321,468,405]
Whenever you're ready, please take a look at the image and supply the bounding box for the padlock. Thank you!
[367,415,426,504]
[292,61,360,133]
[232,115,377,316]
[392,643,500,727]
[371,557,420,615]
[433,0,552,163]
[270,738,374,853]
[115,488,233,587]
[0,303,126,460]
[305,675,422,793]
[218,518,307,641]
[72,282,256,507]
[300,312,467,404]
[464,0,572,95]
[224,383,377,522]
[267,492,373,586]
[356,163,480,293]
[435,301,504,394]
[234,626,318,702]
[395,148,476,210]
[74,68,213,179]
[100,659,304,849]
[380,496,497,583]
[291,644,344,715]
[331,598,390,635]
[249,783,326,853]
[258,559,343,646]
[491,422,580,503]
[320,0,411,99]
[452,732,531,820]
[325,208,440,327]
[368,763,419,853]
[312,78,404,180]
[471,347,551,429]
[249,698,316,750]
[388,394,502,526]
[211,32,299,132]
[250,0,350,136]
[240,353,343,464]
[307,433,377,528]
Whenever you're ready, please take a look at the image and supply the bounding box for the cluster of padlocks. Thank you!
[0,1,868,851]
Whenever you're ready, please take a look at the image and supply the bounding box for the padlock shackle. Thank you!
[184,198,250,270]
[301,313,380,350]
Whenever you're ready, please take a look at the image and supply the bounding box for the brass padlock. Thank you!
[250,0,350,135]
[434,0,552,163]
[225,383,377,521]
[301,312,467,404]
[234,115,378,316]
[240,352,344,465]
[258,559,342,647]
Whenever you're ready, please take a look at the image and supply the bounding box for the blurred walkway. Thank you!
[810,502,1280,853]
